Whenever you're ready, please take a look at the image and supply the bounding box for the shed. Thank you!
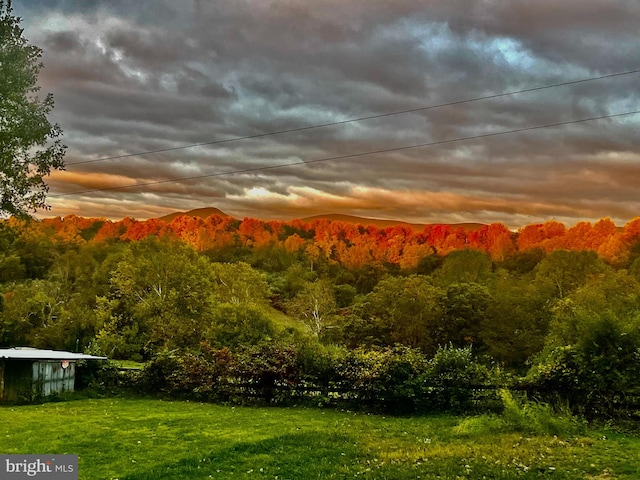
[0,348,107,401]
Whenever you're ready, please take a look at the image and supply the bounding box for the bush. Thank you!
[234,342,300,402]
[118,343,500,415]
[422,344,492,413]
[336,346,485,414]
[166,347,235,401]
[75,359,126,394]
[337,347,397,411]
[296,342,345,391]
[527,316,640,418]
[380,347,431,414]
[138,351,181,394]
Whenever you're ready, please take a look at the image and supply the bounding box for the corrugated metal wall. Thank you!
[1,360,78,401]
[32,361,76,396]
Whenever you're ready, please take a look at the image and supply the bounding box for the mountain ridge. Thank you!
[158,207,230,222]
[298,213,485,232]
[154,208,486,231]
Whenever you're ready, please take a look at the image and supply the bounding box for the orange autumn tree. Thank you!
[15,212,640,270]
[238,217,275,248]
[196,214,239,251]
[169,215,205,249]
[517,220,566,252]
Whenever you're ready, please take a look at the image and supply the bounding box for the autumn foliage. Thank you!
[11,213,638,268]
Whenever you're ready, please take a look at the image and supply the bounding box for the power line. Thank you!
[52,109,640,198]
[67,68,640,166]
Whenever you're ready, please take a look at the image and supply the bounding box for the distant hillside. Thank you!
[299,213,485,232]
[441,222,487,232]
[156,209,485,231]
[158,207,231,222]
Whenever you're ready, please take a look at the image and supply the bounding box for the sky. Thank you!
[12,0,640,228]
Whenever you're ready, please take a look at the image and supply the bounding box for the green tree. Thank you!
[333,283,356,308]
[0,252,24,282]
[361,275,442,351]
[286,279,337,337]
[0,221,24,281]
[483,274,551,368]
[437,249,493,286]
[268,263,317,302]
[434,282,493,350]
[204,303,276,350]
[1,1,65,216]
[544,270,640,349]
[95,238,218,357]
[351,262,387,294]
[498,248,545,276]
[527,270,640,415]
[210,261,270,306]
[534,249,608,299]
[0,241,127,350]
[0,279,65,347]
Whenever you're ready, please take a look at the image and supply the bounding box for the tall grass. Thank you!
[454,389,585,437]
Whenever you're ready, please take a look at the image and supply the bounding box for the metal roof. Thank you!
[0,347,107,361]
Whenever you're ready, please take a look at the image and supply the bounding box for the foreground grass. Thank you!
[0,398,638,479]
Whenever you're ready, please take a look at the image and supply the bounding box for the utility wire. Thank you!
[67,68,640,166]
[52,109,640,198]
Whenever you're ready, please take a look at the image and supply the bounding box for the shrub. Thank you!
[423,344,492,413]
[380,346,430,414]
[337,346,431,414]
[138,351,181,394]
[75,359,124,394]
[165,348,234,401]
[527,316,640,418]
[296,342,345,391]
[233,342,300,402]
[337,347,395,410]
[121,343,500,415]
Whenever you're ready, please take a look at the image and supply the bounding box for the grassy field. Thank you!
[0,397,638,479]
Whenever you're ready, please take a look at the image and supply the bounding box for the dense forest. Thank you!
[1,213,640,414]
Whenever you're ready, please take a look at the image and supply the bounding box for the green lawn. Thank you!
[0,398,638,479]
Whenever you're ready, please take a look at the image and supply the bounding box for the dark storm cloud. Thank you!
[12,0,640,225]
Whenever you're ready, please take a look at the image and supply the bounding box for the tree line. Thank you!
[6,213,640,265]
[1,215,640,415]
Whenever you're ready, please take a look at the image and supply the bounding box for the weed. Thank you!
[454,389,585,437]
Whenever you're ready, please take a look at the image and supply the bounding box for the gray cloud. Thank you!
[11,0,640,227]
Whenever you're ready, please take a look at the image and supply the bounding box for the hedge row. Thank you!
[96,343,497,414]
[79,340,640,418]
